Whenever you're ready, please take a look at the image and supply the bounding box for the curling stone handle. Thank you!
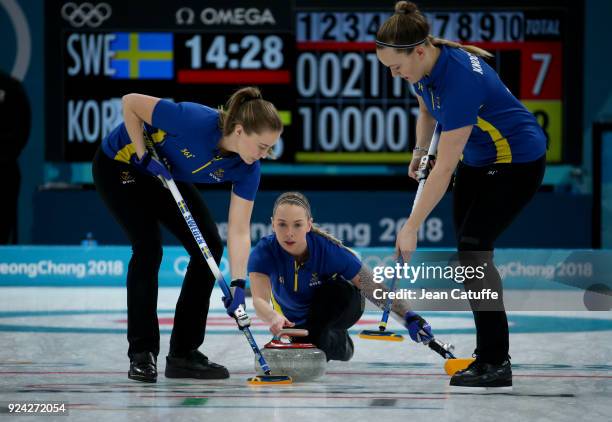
[276,328,309,339]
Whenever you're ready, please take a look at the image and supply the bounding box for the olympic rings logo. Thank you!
[61,2,112,28]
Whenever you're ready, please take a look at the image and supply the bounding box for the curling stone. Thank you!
[254,329,327,382]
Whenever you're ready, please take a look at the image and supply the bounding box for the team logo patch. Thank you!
[120,171,135,184]
[209,168,225,182]
[309,272,322,287]
[433,96,441,110]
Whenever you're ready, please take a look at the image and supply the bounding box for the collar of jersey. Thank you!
[213,147,240,161]
[417,44,449,89]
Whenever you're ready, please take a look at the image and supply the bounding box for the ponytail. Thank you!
[218,86,283,138]
[428,35,493,58]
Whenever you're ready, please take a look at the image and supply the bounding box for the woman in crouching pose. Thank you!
[248,192,434,361]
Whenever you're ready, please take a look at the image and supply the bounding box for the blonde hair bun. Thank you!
[395,1,418,15]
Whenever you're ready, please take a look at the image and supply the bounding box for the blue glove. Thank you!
[131,151,171,179]
[223,279,246,317]
[404,311,433,343]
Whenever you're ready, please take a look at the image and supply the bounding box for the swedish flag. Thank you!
[110,33,173,79]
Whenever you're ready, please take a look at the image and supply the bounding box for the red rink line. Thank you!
[2,370,610,379]
[177,70,291,84]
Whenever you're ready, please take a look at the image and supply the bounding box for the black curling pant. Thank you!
[300,279,364,361]
[92,148,223,358]
[453,155,546,364]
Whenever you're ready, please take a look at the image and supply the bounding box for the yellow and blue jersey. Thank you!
[414,45,546,166]
[248,232,362,325]
[101,99,261,201]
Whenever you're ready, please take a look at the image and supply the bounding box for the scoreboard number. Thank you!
[297,12,388,42]
[426,12,524,42]
[299,106,409,153]
[185,35,284,70]
[531,53,552,96]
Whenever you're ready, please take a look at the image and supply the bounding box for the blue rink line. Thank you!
[0,310,610,335]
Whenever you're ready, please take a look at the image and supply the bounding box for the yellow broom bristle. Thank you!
[247,375,293,385]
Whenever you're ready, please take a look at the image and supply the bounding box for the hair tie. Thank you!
[243,95,262,104]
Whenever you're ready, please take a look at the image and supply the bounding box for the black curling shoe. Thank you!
[324,329,354,362]
[339,330,355,362]
[128,351,157,383]
[450,359,512,391]
[165,350,229,379]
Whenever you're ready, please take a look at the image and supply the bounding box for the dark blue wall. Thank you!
[33,190,592,248]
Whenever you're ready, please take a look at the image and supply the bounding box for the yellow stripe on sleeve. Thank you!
[270,291,285,317]
[113,129,166,164]
[151,129,166,143]
[476,116,512,164]
[113,143,136,164]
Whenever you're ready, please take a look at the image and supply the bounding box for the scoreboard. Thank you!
[46,0,582,167]
[294,1,581,165]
